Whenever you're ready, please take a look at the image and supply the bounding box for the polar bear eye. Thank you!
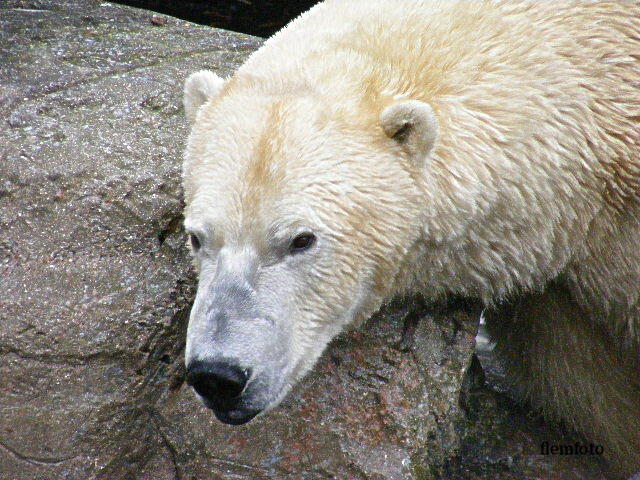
[289,233,316,253]
[189,233,201,252]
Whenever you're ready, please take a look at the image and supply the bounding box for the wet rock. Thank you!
[0,1,612,479]
[1,1,258,478]
[146,304,481,480]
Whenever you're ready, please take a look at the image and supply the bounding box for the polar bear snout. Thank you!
[185,359,260,425]
[184,255,295,424]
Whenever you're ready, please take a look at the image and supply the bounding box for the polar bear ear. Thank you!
[381,100,438,165]
[183,70,226,124]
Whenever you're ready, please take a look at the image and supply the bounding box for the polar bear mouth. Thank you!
[193,388,263,425]
[207,402,262,426]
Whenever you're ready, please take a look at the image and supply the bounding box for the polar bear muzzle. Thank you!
[184,245,295,424]
[186,358,259,425]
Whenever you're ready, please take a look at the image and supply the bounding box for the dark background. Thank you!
[113,0,321,37]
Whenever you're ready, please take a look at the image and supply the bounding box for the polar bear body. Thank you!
[182,1,640,475]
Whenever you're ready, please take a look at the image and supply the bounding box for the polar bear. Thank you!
[181,1,640,476]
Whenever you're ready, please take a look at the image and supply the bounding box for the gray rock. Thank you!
[0,1,612,479]
[1,1,258,478]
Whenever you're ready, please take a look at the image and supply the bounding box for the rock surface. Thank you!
[0,1,611,479]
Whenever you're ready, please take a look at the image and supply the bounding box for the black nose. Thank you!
[186,360,249,408]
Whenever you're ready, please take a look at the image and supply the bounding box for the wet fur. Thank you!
[184,1,640,475]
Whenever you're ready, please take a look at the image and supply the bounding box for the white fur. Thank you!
[183,1,640,473]
[381,100,438,165]
[183,70,226,124]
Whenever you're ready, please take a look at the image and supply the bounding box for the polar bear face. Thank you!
[182,71,437,424]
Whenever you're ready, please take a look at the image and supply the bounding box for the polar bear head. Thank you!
[181,70,437,424]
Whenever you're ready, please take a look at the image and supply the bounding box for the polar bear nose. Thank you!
[186,359,249,407]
